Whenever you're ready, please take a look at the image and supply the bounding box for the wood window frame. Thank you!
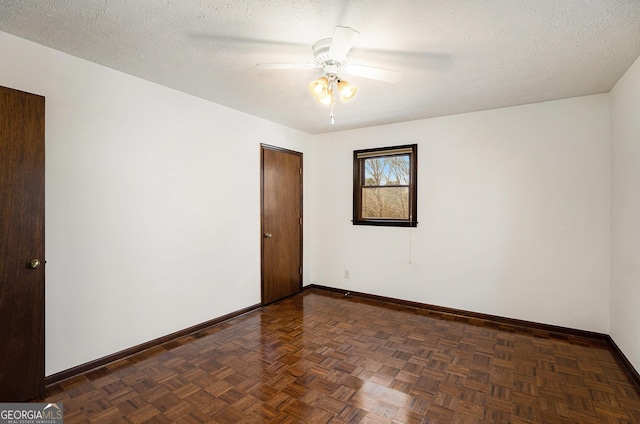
[352,144,418,227]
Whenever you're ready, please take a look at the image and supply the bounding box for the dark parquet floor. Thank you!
[39,289,640,423]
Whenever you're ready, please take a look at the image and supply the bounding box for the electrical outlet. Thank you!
[344,269,350,279]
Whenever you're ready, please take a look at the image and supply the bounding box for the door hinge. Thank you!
[299,168,302,175]
[300,217,302,225]
[299,267,302,275]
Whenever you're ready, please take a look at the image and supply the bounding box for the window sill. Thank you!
[352,220,418,228]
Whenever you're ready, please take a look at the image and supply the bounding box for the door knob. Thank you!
[264,233,272,238]
[27,259,41,269]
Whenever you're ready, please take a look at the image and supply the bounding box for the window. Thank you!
[353,144,417,227]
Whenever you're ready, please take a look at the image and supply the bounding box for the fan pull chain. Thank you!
[330,104,335,124]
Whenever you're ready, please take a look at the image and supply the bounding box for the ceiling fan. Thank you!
[256,26,403,123]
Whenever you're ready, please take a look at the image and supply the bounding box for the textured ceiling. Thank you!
[1,1,639,134]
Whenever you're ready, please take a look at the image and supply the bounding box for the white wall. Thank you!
[0,31,312,376]
[611,55,640,371]
[312,95,611,333]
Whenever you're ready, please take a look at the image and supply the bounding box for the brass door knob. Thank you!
[264,233,273,238]
[27,259,41,269]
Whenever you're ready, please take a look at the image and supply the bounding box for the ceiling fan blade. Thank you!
[255,63,318,70]
[344,64,403,83]
[329,26,360,61]
[187,32,306,49]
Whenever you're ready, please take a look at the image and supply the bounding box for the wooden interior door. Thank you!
[0,86,45,401]
[261,145,302,305]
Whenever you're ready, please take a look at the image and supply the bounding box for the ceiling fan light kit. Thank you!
[308,74,357,105]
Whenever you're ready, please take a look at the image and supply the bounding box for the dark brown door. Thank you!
[261,145,302,304]
[0,86,45,401]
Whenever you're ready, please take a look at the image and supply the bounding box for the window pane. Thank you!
[364,155,410,186]
[361,187,409,219]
